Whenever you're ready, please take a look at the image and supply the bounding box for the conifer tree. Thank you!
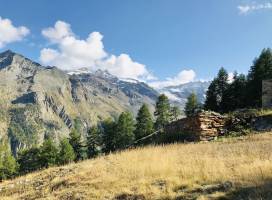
[0,142,18,180]
[69,129,87,161]
[87,126,102,158]
[184,92,200,117]
[170,106,181,121]
[247,48,272,107]
[101,118,117,153]
[134,104,154,141]
[115,112,135,149]
[204,67,229,113]
[58,138,75,165]
[40,138,58,168]
[221,72,247,112]
[17,147,42,174]
[154,94,171,129]
[233,73,247,108]
[204,80,218,111]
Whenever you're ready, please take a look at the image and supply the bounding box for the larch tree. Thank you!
[134,104,154,141]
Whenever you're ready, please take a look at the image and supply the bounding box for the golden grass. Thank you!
[1,133,272,200]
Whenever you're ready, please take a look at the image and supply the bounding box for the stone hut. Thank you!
[262,80,272,108]
[165,111,226,141]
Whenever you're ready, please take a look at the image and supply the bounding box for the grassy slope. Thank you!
[1,133,272,200]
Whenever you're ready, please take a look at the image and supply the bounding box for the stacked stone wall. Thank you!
[165,111,226,141]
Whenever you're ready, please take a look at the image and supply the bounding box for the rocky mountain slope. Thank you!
[0,50,158,154]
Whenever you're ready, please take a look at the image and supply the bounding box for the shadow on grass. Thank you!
[114,193,146,200]
[113,180,272,200]
[172,179,272,200]
[218,180,272,200]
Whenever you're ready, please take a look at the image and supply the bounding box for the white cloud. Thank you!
[228,72,234,83]
[162,91,181,102]
[0,17,30,48]
[97,54,154,80]
[148,70,196,89]
[238,2,272,14]
[40,20,154,81]
[42,21,73,43]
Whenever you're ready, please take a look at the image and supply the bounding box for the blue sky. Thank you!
[0,0,272,87]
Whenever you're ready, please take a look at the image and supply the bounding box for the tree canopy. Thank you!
[154,94,171,129]
[134,104,154,141]
[184,92,201,117]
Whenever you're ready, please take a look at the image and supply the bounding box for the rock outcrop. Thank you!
[43,95,73,129]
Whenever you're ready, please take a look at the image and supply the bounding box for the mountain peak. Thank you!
[0,50,16,69]
[94,69,115,78]
[0,49,17,58]
[0,50,41,70]
[2,49,13,54]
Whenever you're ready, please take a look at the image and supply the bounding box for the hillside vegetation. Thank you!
[0,132,272,200]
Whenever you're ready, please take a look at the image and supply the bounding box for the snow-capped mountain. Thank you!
[157,81,210,109]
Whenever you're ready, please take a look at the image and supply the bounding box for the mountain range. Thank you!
[0,50,209,154]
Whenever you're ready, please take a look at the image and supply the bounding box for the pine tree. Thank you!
[204,67,229,113]
[2,153,18,179]
[184,92,200,117]
[69,129,87,161]
[221,72,247,112]
[17,147,42,174]
[0,142,18,180]
[204,80,218,111]
[134,104,154,141]
[58,138,75,165]
[40,138,58,168]
[154,94,171,129]
[247,48,272,107]
[233,73,247,109]
[115,112,135,149]
[101,118,117,153]
[87,126,102,158]
[216,67,229,112]
[170,106,181,121]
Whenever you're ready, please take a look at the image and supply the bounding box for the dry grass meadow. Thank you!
[1,132,272,200]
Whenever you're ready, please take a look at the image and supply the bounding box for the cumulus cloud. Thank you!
[40,20,154,80]
[40,21,107,70]
[0,17,30,48]
[42,21,74,43]
[97,54,154,80]
[148,69,196,89]
[238,2,272,14]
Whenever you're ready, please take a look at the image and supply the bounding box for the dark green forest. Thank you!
[204,48,272,113]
